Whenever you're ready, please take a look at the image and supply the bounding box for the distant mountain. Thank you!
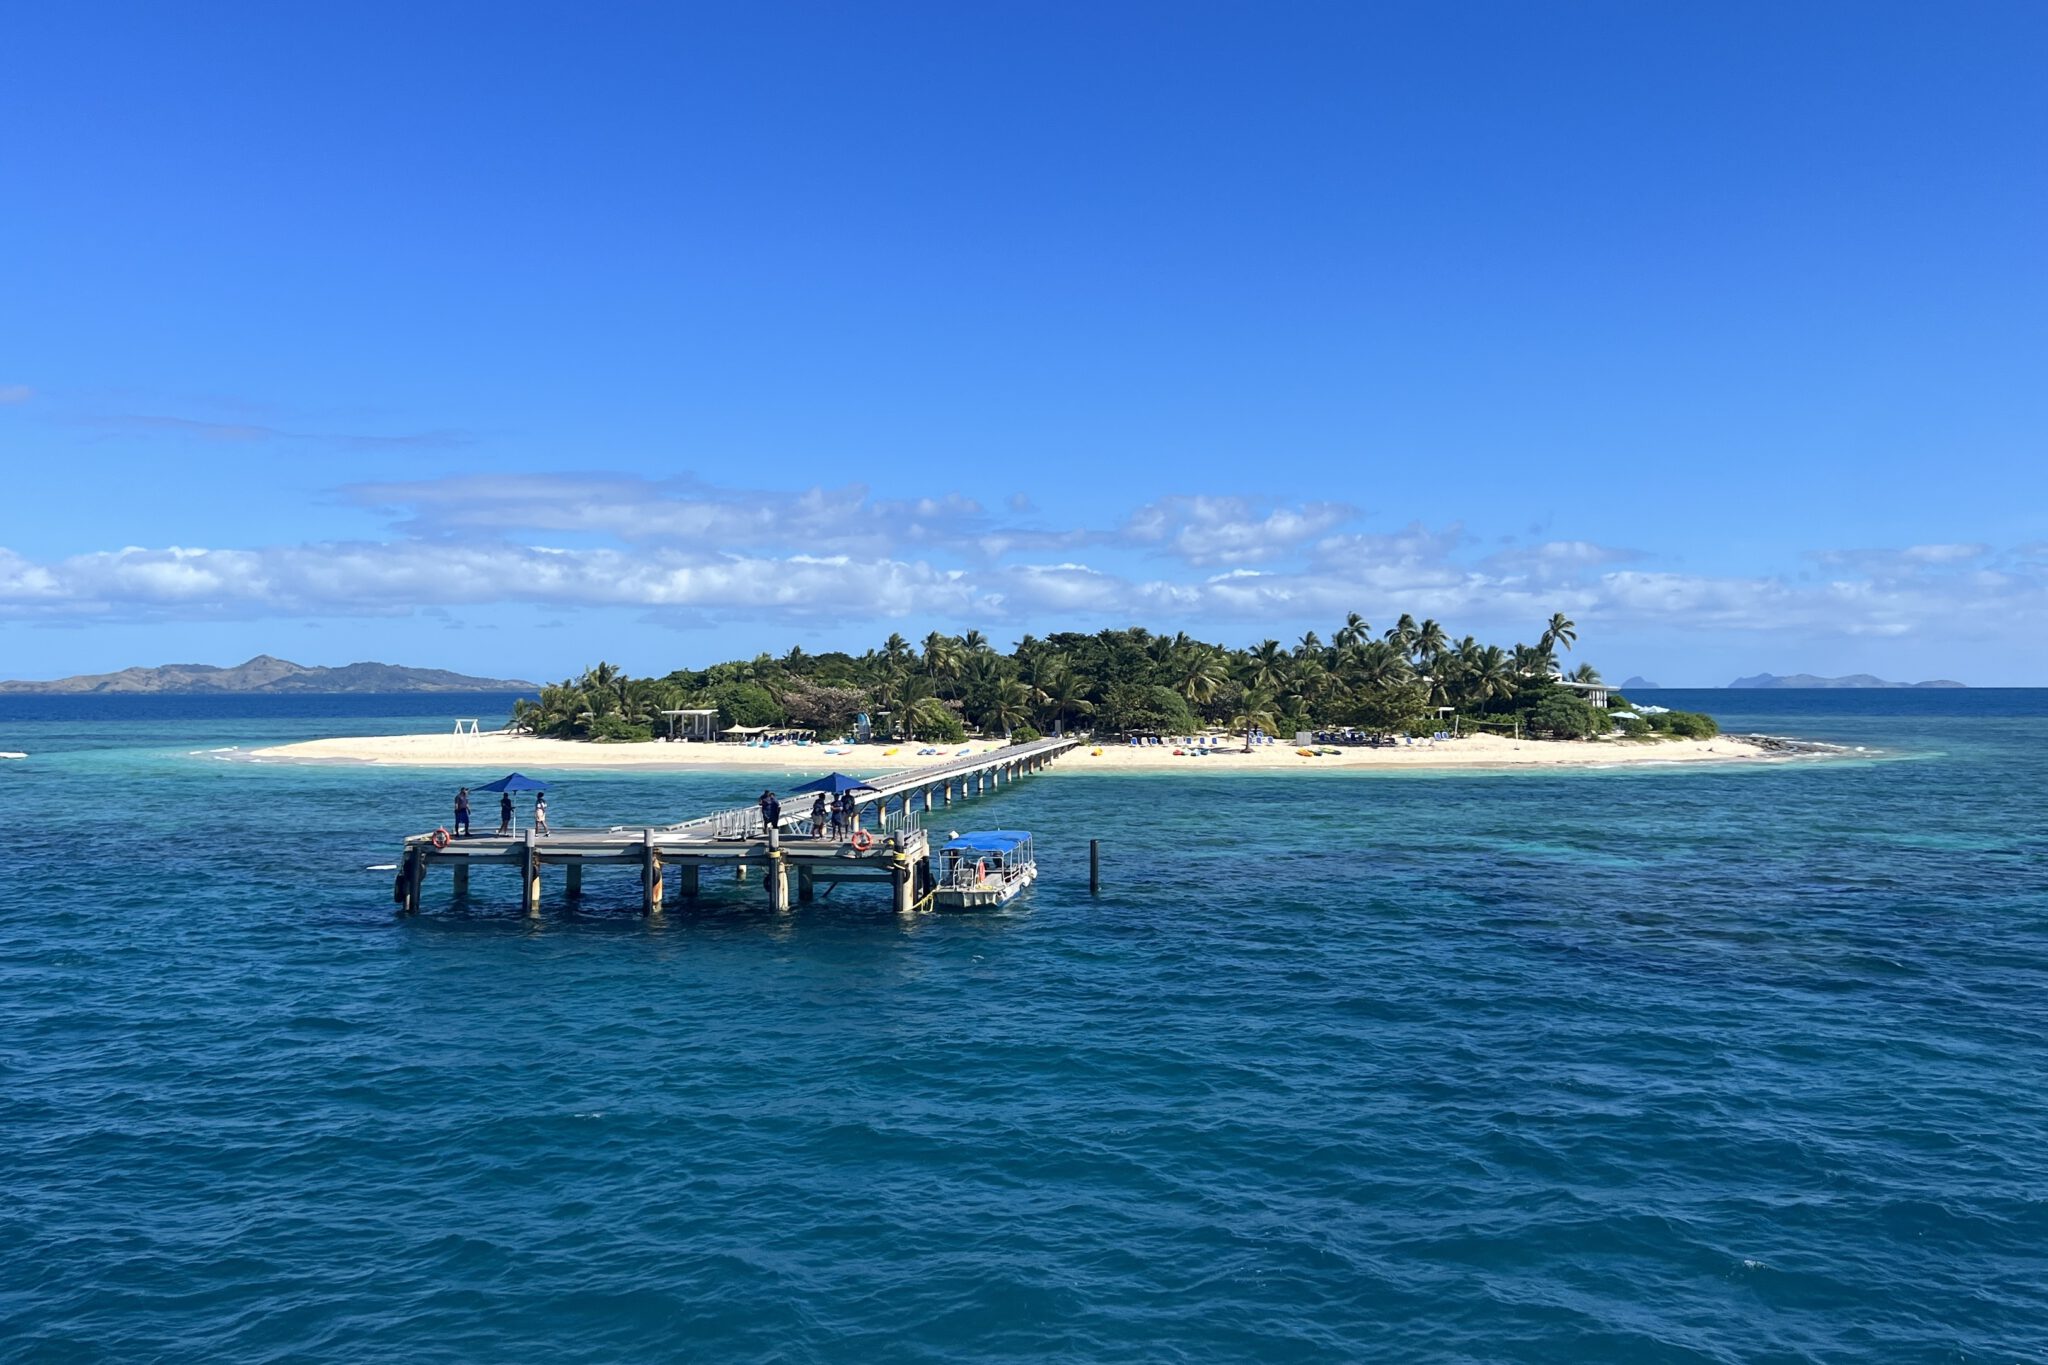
[1620,676,1660,690]
[0,655,536,694]
[1727,672,1967,690]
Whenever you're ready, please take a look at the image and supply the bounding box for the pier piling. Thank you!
[1090,839,1101,894]
[642,830,663,915]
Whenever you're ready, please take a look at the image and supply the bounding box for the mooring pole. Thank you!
[523,828,541,917]
[1090,838,1101,895]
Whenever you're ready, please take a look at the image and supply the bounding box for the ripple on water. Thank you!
[3,697,2048,1360]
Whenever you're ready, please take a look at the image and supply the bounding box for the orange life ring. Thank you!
[850,831,874,851]
[431,827,450,849]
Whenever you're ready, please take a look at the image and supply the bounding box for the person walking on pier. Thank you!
[810,792,828,838]
[758,790,781,835]
[837,790,857,837]
[453,787,471,839]
[498,791,514,835]
[534,792,550,836]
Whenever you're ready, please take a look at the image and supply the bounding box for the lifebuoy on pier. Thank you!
[431,827,450,849]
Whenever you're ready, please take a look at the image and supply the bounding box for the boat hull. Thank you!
[931,865,1036,910]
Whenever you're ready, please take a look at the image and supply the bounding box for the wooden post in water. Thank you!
[890,850,913,914]
[565,863,583,898]
[1090,838,1101,895]
[765,827,789,912]
[522,829,541,917]
[679,864,699,899]
[642,830,663,916]
[452,861,469,900]
[798,865,815,904]
[402,847,424,915]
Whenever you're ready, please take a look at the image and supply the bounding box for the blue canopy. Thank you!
[475,772,549,793]
[942,830,1031,853]
[788,772,878,795]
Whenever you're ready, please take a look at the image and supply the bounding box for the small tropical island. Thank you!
[257,613,1781,772]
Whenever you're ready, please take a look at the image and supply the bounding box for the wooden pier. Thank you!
[393,736,1078,916]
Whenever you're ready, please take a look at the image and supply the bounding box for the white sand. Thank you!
[249,729,1775,773]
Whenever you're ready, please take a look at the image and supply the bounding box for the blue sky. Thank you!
[3,2,2045,685]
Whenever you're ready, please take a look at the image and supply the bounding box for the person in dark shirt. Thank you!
[453,787,471,838]
[758,790,781,833]
[810,792,828,838]
[498,792,514,835]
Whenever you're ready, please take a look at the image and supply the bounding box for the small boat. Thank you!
[0,751,25,760]
[930,831,1037,910]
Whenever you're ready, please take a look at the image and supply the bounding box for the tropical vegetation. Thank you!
[507,612,1706,744]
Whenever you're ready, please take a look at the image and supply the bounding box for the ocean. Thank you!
[3,690,2045,1362]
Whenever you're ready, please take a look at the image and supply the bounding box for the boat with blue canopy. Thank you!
[932,830,1037,909]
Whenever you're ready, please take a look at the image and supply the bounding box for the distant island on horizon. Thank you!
[0,655,537,695]
[1727,672,1967,690]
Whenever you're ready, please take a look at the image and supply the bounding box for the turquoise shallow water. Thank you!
[3,691,2047,1362]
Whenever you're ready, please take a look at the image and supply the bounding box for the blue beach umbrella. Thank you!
[787,772,878,796]
[475,772,549,793]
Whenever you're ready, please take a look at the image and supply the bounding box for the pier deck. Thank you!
[394,736,1077,915]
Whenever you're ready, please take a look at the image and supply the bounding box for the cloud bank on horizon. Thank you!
[0,471,2038,673]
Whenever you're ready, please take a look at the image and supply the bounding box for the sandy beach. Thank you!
[249,729,1779,773]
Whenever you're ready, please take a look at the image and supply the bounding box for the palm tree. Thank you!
[1541,612,1577,654]
[1334,612,1370,648]
[1569,661,1602,684]
[1173,648,1229,706]
[1512,642,1555,678]
[1413,618,1448,665]
[921,631,964,691]
[1036,669,1094,735]
[1245,639,1288,692]
[1385,613,1419,653]
[977,678,1034,736]
[961,629,991,655]
[1230,688,1279,751]
[1295,630,1323,659]
[1469,645,1517,706]
[1349,638,1413,691]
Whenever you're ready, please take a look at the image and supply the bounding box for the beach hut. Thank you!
[658,708,719,742]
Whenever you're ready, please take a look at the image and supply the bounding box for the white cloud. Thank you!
[343,474,987,555]
[5,469,2044,655]
[1122,496,1355,565]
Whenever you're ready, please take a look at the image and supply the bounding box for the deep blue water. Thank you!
[4,691,2046,1363]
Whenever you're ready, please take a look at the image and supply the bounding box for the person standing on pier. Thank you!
[758,790,781,834]
[453,787,471,838]
[810,792,828,838]
[534,792,550,836]
[498,791,514,835]
[837,790,857,837]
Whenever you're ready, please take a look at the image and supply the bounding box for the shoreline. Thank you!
[244,729,1812,774]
